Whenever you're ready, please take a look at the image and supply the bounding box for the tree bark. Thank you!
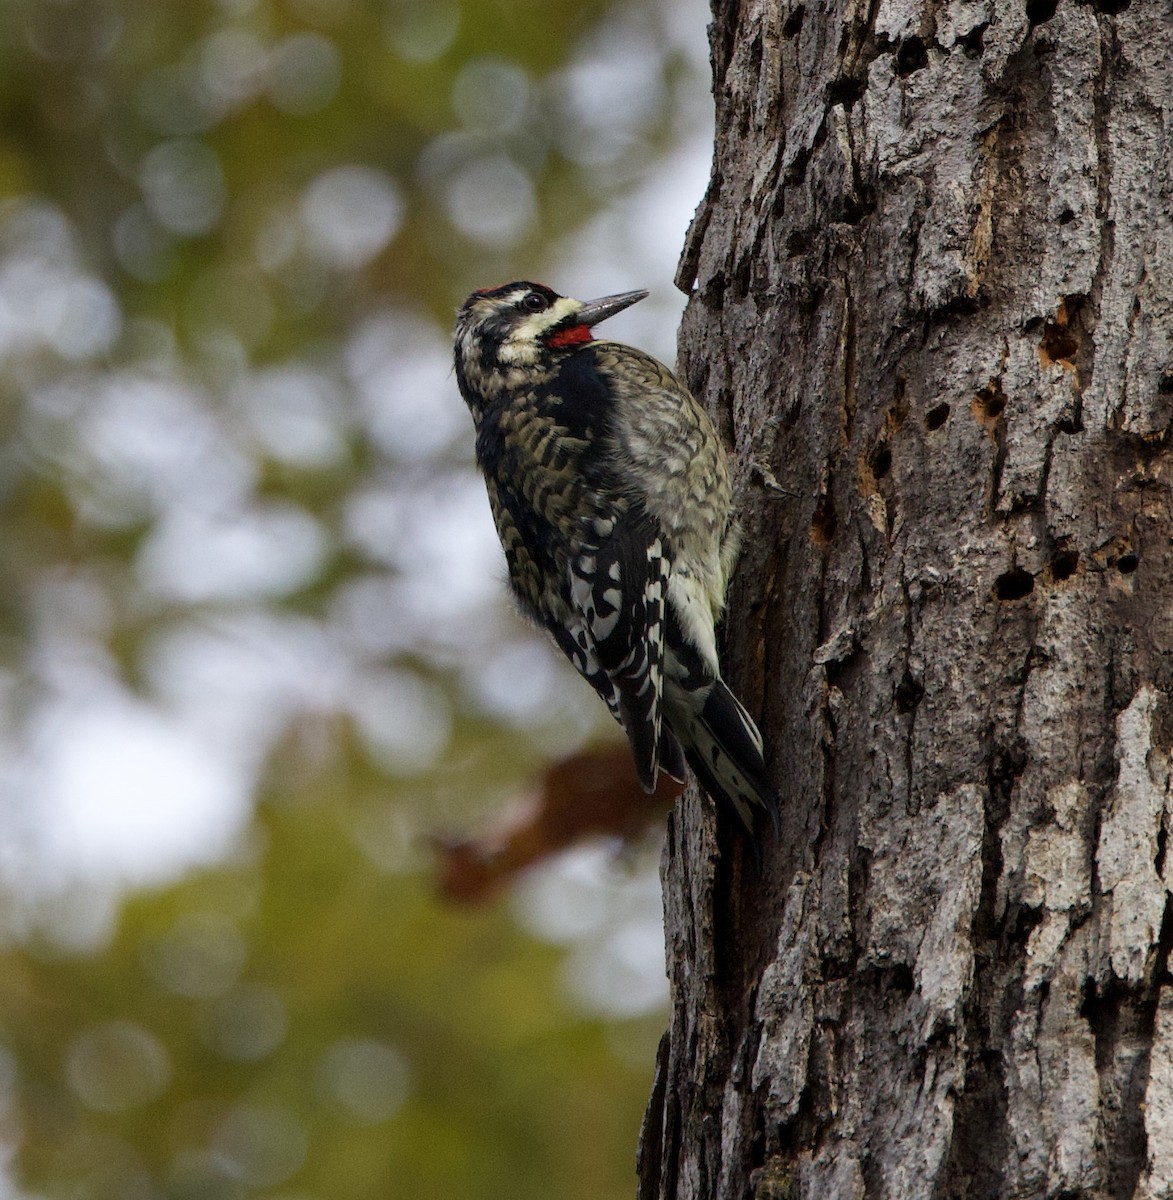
[639,2,1173,1197]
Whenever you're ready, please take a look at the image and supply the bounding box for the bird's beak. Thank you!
[575,289,648,327]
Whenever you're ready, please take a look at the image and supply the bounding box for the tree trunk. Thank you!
[639,2,1173,1197]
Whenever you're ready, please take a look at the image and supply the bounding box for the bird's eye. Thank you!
[522,293,548,313]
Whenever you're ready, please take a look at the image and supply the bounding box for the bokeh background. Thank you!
[0,0,713,1195]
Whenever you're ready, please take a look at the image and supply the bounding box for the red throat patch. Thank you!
[546,324,593,348]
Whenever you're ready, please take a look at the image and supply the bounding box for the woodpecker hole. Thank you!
[895,37,929,76]
[1116,552,1139,575]
[1039,321,1079,368]
[1079,978,1099,1023]
[1157,370,1173,394]
[995,567,1035,601]
[1057,206,1076,225]
[827,74,867,110]
[895,673,925,714]
[782,5,804,37]
[958,22,989,56]
[786,229,812,258]
[1049,550,1080,582]
[784,145,810,186]
[925,402,951,431]
[1026,0,1058,24]
[869,443,892,480]
[840,190,876,225]
[972,381,1007,425]
[810,494,837,544]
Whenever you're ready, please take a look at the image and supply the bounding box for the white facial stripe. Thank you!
[468,290,588,367]
[538,296,583,331]
[512,295,583,341]
[497,295,585,363]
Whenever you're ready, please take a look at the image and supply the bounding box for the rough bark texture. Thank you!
[639,2,1173,1198]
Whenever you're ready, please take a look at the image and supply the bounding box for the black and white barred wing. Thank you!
[548,619,622,725]
[562,509,674,794]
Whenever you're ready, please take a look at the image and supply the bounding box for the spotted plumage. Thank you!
[454,281,777,837]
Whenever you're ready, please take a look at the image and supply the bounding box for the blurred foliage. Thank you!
[3,722,664,1198]
[0,0,710,1193]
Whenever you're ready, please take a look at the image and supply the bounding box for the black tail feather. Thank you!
[682,679,779,838]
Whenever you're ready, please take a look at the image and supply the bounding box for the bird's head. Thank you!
[454,281,647,407]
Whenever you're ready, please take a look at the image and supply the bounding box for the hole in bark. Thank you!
[1057,206,1076,225]
[840,191,875,224]
[994,567,1034,601]
[1049,549,1080,581]
[784,145,810,186]
[1011,903,1046,943]
[1157,370,1173,394]
[827,74,867,109]
[1026,0,1058,23]
[1116,552,1139,574]
[782,5,804,37]
[958,22,988,56]
[1079,977,1099,1022]
[992,739,1029,796]
[925,402,951,431]
[1039,320,1079,368]
[972,381,1007,422]
[892,962,915,992]
[981,390,1005,418]
[869,443,892,480]
[869,961,917,994]
[785,229,811,257]
[894,36,929,76]
[938,293,981,317]
[810,493,837,543]
[895,673,924,714]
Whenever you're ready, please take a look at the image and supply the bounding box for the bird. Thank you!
[453,280,777,838]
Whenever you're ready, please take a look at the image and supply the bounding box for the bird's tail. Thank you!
[670,677,779,837]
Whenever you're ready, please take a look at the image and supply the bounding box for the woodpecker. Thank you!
[454,281,778,837]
